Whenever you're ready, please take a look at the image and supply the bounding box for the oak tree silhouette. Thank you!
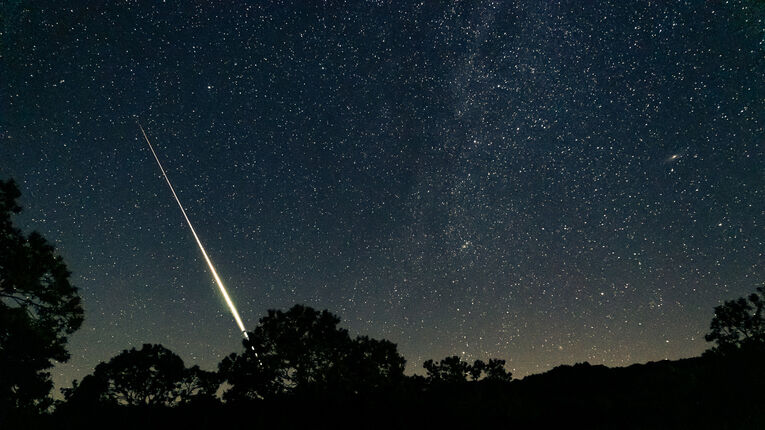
[63,343,219,407]
[705,285,765,355]
[219,304,405,401]
[0,179,84,417]
[343,335,406,392]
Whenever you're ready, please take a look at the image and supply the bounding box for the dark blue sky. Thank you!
[1,1,762,392]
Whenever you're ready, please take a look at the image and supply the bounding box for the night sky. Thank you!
[2,1,763,393]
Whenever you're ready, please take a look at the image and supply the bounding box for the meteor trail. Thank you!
[138,123,249,340]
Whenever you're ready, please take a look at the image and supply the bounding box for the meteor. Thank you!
[138,123,249,341]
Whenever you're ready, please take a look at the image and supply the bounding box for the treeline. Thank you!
[51,340,765,430]
[2,177,765,429]
[59,304,512,409]
[51,292,765,429]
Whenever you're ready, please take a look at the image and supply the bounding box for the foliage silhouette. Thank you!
[424,356,471,383]
[63,343,219,407]
[219,304,405,401]
[424,355,511,383]
[705,285,765,355]
[0,179,84,419]
[48,299,765,429]
[483,358,512,382]
[344,335,406,391]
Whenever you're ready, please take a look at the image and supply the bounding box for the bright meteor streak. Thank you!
[138,123,249,340]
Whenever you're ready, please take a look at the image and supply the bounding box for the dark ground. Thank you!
[39,350,764,430]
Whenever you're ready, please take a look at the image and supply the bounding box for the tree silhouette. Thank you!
[220,304,405,401]
[0,179,84,416]
[176,365,220,404]
[218,349,286,401]
[705,285,765,354]
[59,373,110,407]
[64,343,219,407]
[469,359,485,381]
[424,356,512,384]
[483,358,512,382]
[424,356,471,383]
[343,335,406,392]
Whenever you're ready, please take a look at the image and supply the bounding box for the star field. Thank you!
[1,1,762,393]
